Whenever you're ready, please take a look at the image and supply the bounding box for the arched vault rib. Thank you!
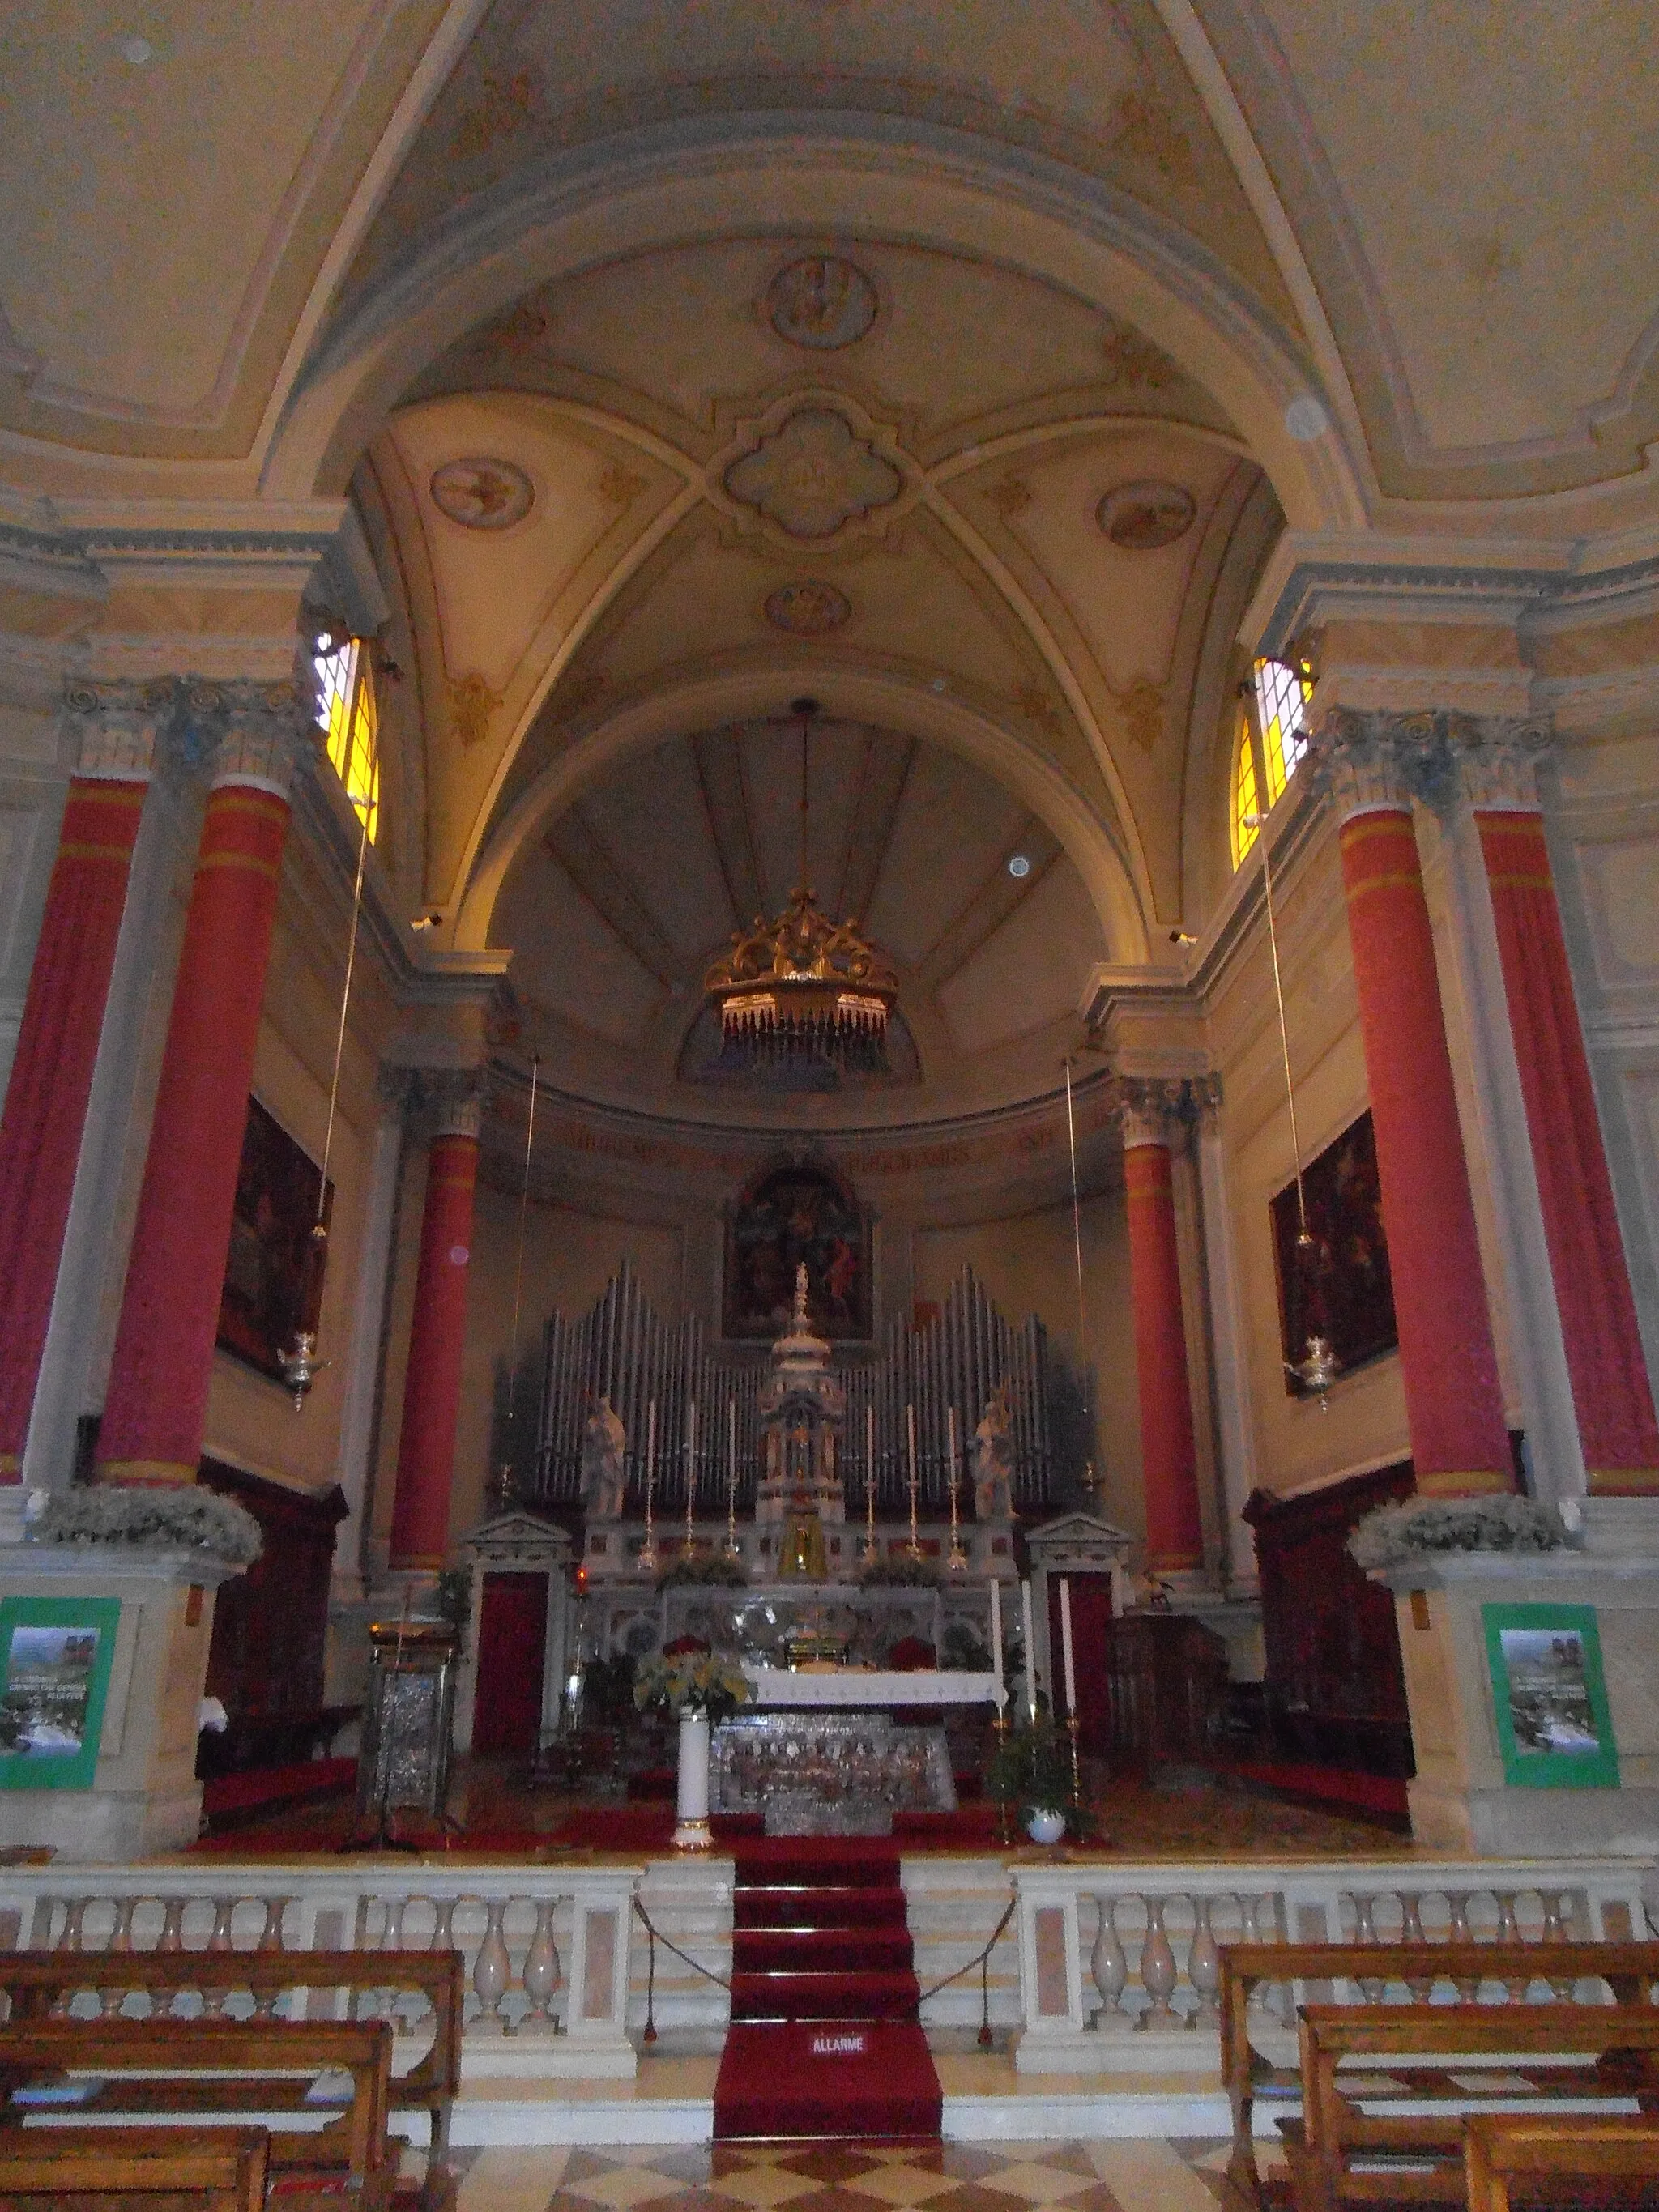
[267,114,1364,530]
[454,666,1150,968]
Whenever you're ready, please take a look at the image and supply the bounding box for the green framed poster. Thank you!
[0,1596,122,1790]
[1482,1601,1619,1789]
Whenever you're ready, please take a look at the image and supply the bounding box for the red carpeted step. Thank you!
[733,1925,915,1975]
[735,1884,907,1930]
[729,1967,921,2022]
[715,2019,941,2142]
[733,1847,901,1887]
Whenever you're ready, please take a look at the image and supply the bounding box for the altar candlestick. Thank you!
[989,1576,1004,1708]
[1020,1575,1037,1721]
[1060,1576,1077,1714]
[864,1403,877,1562]
[725,1397,738,1556]
[906,1401,919,1558]
[641,1398,658,1573]
[946,1404,966,1571]
[684,1397,698,1555]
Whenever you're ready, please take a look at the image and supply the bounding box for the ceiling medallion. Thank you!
[724,408,902,540]
[1095,479,1196,550]
[766,256,878,350]
[429,457,535,530]
[703,699,897,1075]
[765,580,852,636]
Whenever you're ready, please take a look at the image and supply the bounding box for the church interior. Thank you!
[2,2,1659,2202]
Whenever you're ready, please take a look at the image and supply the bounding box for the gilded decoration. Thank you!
[449,672,501,748]
[722,407,903,541]
[598,460,649,506]
[987,475,1034,518]
[764,580,852,636]
[429,457,535,530]
[1111,676,1163,752]
[471,294,554,360]
[1096,479,1195,549]
[765,256,878,350]
[1099,323,1175,389]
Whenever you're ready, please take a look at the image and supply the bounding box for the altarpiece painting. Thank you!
[723,1162,870,1342]
[216,1097,333,1381]
[1271,1108,1397,1395]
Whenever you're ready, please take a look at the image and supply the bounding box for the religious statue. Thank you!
[972,1384,1016,1522]
[581,1396,629,1520]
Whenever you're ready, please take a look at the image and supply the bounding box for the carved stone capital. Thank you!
[404,1066,487,1143]
[1112,1073,1204,1148]
[1311,703,1554,822]
[62,676,180,781]
[186,669,317,797]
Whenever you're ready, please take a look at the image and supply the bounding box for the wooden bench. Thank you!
[0,2018,394,2210]
[0,2121,269,2211]
[1221,1940,1659,2210]
[1464,2113,1659,2212]
[1285,2003,1659,2211]
[0,1949,463,2161]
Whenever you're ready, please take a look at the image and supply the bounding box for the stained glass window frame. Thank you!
[313,635,381,843]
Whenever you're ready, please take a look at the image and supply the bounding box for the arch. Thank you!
[454,663,1150,965]
[266,112,1367,531]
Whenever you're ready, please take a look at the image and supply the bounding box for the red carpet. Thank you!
[1214,1755,1411,1826]
[714,1840,941,2141]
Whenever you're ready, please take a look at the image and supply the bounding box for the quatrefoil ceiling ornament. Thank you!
[718,403,910,545]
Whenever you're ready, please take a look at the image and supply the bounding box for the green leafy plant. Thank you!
[1348,1495,1563,1571]
[633,1648,753,1721]
[655,1551,747,1589]
[433,1568,472,1627]
[940,1619,990,1670]
[983,1715,1085,1832]
[855,1554,939,1588]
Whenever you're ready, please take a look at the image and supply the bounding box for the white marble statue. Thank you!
[582,1396,629,1521]
[972,1383,1016,1522]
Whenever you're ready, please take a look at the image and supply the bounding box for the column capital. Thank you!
[61,676,180,781]
[1112,1072,1209,1148]
[416,1066,487,1142]
[185,663,319,798]
[1311,704,1554,820]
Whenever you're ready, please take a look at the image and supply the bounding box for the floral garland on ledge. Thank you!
[1348,1494,1563,1571]
[33,1487,263,1567]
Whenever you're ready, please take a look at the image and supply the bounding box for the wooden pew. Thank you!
[1286,2003,1659,2211]
[0,1949,463,2163]
[1220,1940,1659,2210]
[1464,2113,1659,2212]
[0,2018,393,2211]
[0,2121,269,2212]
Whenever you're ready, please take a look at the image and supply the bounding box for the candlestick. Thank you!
[1020,1576,1037,1722]
[863,1403,877,1563]
[946,1404,966,1572]
[725,1398,739,1556]
[989,1576,1004,1710]
[683,1398,697,1556]
[906,1401,919,1558]
[640,1398,658,1575]
[1060,1575,1077,1715]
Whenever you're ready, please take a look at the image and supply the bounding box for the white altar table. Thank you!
[741,1666,1003,1707]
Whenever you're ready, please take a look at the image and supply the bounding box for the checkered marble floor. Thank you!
[452,2139,1244,2212]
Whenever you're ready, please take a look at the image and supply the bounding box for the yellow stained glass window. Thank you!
[1230,705,1261,867]
[1252,655,1313,807]
[313,635,380,842]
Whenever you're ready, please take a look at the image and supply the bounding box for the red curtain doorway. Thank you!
[473,1571,548,1756]
[1047,1573,1113,1758]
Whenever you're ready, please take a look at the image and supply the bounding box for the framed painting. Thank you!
[1482,1602,1619,1789]
[723,1161,871,1342]
[0,1596,122,1789]
[216,1097,332,1382]
[1272,1108,1397,1396]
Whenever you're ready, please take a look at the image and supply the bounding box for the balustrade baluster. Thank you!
[1090,1896,1126,2022]
[473,1901,510,2030]
[200,1899,237,2020]
[1349,1894,1385,2003]
[57,1897,87,1954]
[98,1897,139,2022]
[1135,1898,1179,2029]
[1187,1894,1220,2029]
[1537,1889,1574,2000]
[1491,1890,1529,2000]
[1398,1892,1433,2001]
[1443,1892,1481,2001]
[158,1898,186,1954]
[518,1899,561,2032]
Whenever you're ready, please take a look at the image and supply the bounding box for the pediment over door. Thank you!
[1025,1511,1136,1573]
[460,1509,573,1569]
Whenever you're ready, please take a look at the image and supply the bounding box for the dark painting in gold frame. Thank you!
[216,1098,332,1381]
[1271,1108,1397,1396]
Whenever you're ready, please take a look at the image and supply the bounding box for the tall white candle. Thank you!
[906,1402,917,1485]
[1060,1575,1077,1718]
[1020,1576,1037,1721]
[989,1577,1004,1704]
[646,1398,657,1484]
[727,1398,736,1485]
[684,1398,698,1541]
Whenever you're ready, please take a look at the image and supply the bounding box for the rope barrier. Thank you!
[633,1895,731,2046]
[918,1888,1017,2048]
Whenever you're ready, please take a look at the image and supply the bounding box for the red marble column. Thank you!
[1471,770,1659,1496]
[1122,1093,1205,1573]
[388,1093,481,1570]
[97,694,303,1484]
[1330,738,1512,1496]
[0,689,163,1478]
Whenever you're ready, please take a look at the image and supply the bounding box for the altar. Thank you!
[741,1666,1001,1707]
[711,1710,959,1834]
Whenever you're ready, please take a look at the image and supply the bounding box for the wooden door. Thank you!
[1047,1573,1114,1758]
[472,1572,548,1756]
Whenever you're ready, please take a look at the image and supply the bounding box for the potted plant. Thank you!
[633,1640,753,1849]
[984,1713,1081,1844]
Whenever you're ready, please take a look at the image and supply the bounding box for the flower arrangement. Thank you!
[1348,1493,1563,1571]
[855,1554,939,1588]
[655,1551,748,1590]
[34,1485,263,1566]
[633,1647,753,1720]
[983,1715,1085,1832]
